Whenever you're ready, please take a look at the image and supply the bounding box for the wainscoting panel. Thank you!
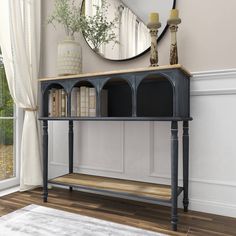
[49,121,125,177]
[74,121,125,173]
[48,68,236,217]
[149,122,183,182]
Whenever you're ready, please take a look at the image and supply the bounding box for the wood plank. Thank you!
[1,188,236,236]
[39,64,191,82]
[187,227,232,236]
[49,173,173,201]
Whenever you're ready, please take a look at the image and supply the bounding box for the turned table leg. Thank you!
[69,120,74,191]
[171,121,178,231]
[183,121,189,212]
[43,120,48,202]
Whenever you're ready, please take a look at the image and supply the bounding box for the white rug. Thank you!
[0,204,167,236]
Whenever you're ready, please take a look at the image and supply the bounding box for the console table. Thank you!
[39,64,192,231]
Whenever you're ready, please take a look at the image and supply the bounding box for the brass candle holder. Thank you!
[168,12,181,65]
[147,21,161,67]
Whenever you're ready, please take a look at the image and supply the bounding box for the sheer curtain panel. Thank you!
[0,0,42,191]
[137,22,150,55]
[120,7,137,59]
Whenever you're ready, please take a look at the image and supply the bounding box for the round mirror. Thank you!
[81,0,176,61]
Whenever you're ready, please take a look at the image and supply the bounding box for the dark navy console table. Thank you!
[39,64,192,231]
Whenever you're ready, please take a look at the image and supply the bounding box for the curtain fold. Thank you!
[120,7,137,59]
[137,22,150,55]
[0,0,42,191]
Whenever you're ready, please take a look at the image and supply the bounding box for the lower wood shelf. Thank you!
[49,173,183,205]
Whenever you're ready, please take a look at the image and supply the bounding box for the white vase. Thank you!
[57,36,82,76]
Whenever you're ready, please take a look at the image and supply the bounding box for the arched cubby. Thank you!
[137,74,173,117]
[42,83,67,117]
[70,80,96,117]
[101,77,133,117]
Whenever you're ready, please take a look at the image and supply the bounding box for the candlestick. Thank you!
[147,14,161,67]
[167,9,181,65]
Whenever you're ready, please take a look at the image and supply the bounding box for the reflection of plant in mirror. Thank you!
[47,0,82,37]
[80,0,119,52]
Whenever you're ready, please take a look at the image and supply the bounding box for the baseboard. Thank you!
[189,198,236,218]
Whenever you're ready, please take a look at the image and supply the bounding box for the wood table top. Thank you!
[39,64,191,82]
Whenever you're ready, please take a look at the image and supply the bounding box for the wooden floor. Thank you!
[0,187,235,236]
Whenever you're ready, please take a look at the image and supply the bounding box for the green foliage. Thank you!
[0,52,3,65]
[0,55,14,145]
[0,67,13,117]
[47,0,82,37]
[0,119,13,145]
[48,0,119,49]
[80,0,119,50]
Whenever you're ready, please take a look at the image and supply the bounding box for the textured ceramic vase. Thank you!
[57,36,82,76]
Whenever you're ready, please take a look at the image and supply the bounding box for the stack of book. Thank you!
[71,86,96,117]
[48,86,108,117]
[48,89,67,117]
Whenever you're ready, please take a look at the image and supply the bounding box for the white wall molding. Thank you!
[189,198,236,217]
[50,161,125,174]
[191,88,236,96]
[149,172,236,188]
[149,122,155,177]
[48,122,54,164]
[192,68,236,80]
[75,122,125,173]
[49,122,125,175]
[191,68,236,96]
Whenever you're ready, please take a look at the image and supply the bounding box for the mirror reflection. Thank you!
[82,0,175,61]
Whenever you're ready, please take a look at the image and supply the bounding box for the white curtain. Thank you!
[137,22,150,54]
[120,7,137,59]
[0,0,42,191]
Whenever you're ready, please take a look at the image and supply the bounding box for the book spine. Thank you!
[76,89,80,117]
[65,94,67,116]
[85,87,89,116]
[80,86,86,116]
[61,90,66,117]
[52,89,57,117]
[55,89,60,117]
[48,90,52,117]
[71,88,78,116]
[89,87,96,117]
[58,89,62,117]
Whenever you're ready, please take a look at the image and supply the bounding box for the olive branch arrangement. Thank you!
[48,0,119,49]
[80,0,119,51]
[47,0,81,37]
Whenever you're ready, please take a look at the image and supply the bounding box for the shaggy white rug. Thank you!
[0,204,167,236]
